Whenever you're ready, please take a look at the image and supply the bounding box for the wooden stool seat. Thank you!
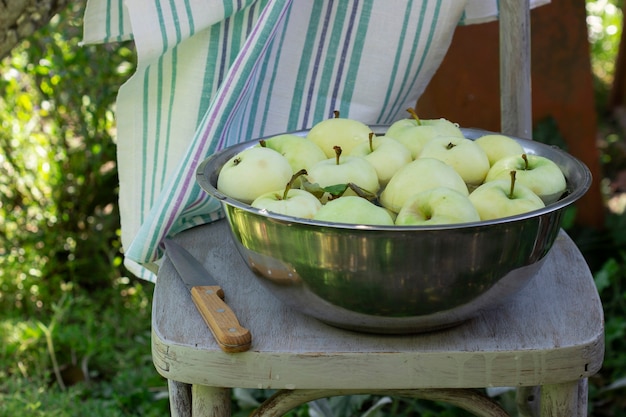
[152,219,604,416]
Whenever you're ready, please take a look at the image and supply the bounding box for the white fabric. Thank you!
[82,0,550,281]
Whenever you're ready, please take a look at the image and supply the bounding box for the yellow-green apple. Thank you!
[418,136,490,188]
[252,188,322,219]
[259,134,327,188]
[306,146,380,197]
[469,171,545,220]
[349,133,412,186]
[385,108,464,159]
[484,153,567,205]
[260,134,327,173]
[474,134,525,166]
[379,158,469,213]
[313,196,394,226]
[395,187,481,226]
[251,170,322,219]
[307,112,373,158]
[217,146,293,204]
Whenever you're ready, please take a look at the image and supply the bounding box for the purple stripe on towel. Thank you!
[157,1,292,243]
[329,1,359,114]
[303,0,334,125]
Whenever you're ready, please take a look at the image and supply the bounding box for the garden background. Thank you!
[1,1,626,416]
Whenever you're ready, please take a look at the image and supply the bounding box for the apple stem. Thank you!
[446,142,456,150]
[333,146,342,165]
[282,169,308,200]
[522,153,529,170]
[406,107,422,126]
[347,183,378,201]
[333,110,340,119]
[368,132,375,153]
[509,170,517,199]
[259,139,267,147]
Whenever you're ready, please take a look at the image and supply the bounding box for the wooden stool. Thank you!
[151,220,604,417]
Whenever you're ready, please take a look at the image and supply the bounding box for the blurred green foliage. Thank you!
[587,0,625,116]
[587,0,623,82]
[0,3,136,313]
[0,3,169,416]
[585,1,626,415]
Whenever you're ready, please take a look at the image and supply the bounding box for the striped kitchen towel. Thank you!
[82,0,549,281]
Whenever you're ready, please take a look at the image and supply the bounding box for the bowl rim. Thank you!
[196,126,592,231]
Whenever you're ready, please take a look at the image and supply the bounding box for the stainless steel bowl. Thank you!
[196,127,592,334]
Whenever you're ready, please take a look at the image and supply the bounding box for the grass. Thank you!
[0,282,169,417]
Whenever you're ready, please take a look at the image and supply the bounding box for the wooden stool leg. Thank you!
[577,379,589,415]
[168,380,192,417]
[540,380,584,417]
[192,385,231,417]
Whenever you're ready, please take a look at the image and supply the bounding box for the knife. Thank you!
[163,239,252,353]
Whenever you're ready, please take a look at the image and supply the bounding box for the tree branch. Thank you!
[0,0,76,60]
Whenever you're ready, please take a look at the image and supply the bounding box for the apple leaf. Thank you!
[324,184,351,196]
[300,179,377,202]
[301,178,349,199]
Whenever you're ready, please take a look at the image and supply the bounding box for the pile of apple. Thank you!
[216,110,567,226]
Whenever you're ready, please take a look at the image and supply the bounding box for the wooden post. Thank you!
[500,0,533,138]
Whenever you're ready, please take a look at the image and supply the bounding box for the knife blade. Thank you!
[163,238,252,353]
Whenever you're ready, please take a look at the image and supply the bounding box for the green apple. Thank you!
[349,133,412,186]
[474,134,525,166]
[395,187,480,226]
[260,134,327,173]
[379,158,469,213]
[485,153,567,205]
[418,136,490,188]
[307,112,374,158]
[306,146,380,197]
[217,146,293,204]
[251,169,322,219]
[313,196,394,226]
[252,188,322,219]
[385,108,464,159]
[469,171,545,220]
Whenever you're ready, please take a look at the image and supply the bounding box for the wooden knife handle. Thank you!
[190,285,252,353]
